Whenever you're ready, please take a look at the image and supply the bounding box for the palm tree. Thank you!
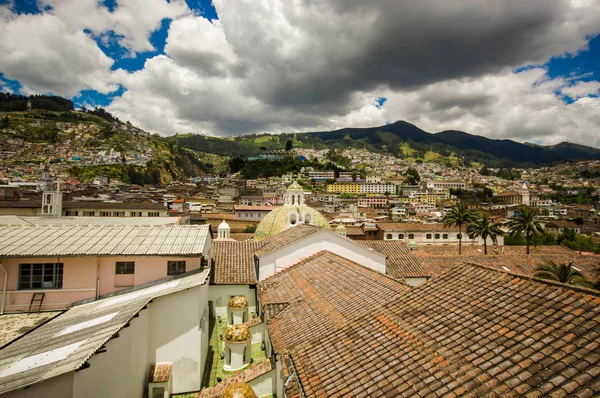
[507,207,544,255]
[534,261,589,286]
[443,202,477,255]
[466,215,503,255]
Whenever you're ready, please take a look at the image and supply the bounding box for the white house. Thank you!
[0,269,211,397]
[378,222,505,246]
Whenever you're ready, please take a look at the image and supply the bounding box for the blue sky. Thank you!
[0,1,599,145]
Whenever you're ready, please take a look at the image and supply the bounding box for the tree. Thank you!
[404,167,420,185]
[507,207,544,254]
[285,139,293,151]
[443,202,477,255]
[534,261,589,286]
[466,215,503,254]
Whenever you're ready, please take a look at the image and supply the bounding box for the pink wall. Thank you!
[2,256,97,312]
[98,256,201,296]
[1,256,201,313]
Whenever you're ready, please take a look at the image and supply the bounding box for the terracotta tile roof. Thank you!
[258,251,410,354]
[414,245,600,279]
[291,263,600,397]
[254,224,322,257]
[148,362,172,383]
[345,226,365,236]
[357,241,430,278]
[212,241,266,285]
[377,222,460,232]
[196,359,273,398]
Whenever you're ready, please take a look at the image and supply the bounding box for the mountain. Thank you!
[0,109,224,184]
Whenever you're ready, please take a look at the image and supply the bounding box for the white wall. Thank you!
[405,277,428,287]
[250,322,265,344]
[148,285,208,394]
[208,285,257,319]
[259,230,386,280]
[383,231,504,246]
[4,373,74,398]
[73,309,149,398]
[249,369,277,398]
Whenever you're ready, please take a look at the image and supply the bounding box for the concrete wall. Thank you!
[148,285,209,394]
[259,230,386,280]
[1,255,203,312]
[2,256,97,312]
[405,277,428,287]
[249,368,277,398]
[3,373,73,398]
[72,308,149,398]
[383,231,504,246]
[208,285,257,319]
[98,256,202,295]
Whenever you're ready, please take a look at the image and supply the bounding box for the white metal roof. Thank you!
[0,268,210,394]
[0,225,210,257]
[0,215,183,226]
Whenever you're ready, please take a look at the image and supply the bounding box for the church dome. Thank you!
[223,325,252,344]
[221,382,258,398]
[253,204,330,240]
[287,182,303,190]
[219,220,230,229]
[228,295,249,309]
[253,182,330,240]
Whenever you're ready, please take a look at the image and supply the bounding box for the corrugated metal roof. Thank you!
[0,268,210,394]
[0,225,210,257]
[0,215,183,226]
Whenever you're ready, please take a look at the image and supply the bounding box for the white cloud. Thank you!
[3,0,600,148]
[0,12,119,96]
[39,0,190,54]
[561,80,600,99]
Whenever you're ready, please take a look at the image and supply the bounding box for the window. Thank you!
[115,261,135,274]
[457,234,461,239]
[83,211,95,216]
[468,234,475,239]
[443,234,448,239]
[426,234,432,239]
[65,211,78,216]
[99,211,111,217]
[19,263,63,289]
[408,234,414,239]
[113,211,125,217]
[399,234,405,239]
[129,211,142,217]
[386,234,392,240]
[167,261,186,275]
[148,212,160,217]
[435,234,440,239]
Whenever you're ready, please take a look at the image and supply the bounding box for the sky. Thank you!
[1,0,599,147]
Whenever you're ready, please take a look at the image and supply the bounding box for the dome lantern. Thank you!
[222,325,252,371]
[227,296,249,325]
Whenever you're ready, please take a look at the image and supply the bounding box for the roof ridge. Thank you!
[259,250,331,284]
[464,262,600,296]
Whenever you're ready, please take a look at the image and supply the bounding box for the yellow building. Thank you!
[326,183,360,194]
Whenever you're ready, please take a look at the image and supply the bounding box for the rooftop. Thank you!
[290,263,600,397]
[0,215,183,226]
[258,251,410,354]
[0,224,211,257]
[0,312,61,348]
[357,241,430,278]
[0,269,210,394]
[212,241,266,285]
[414,245,600,278]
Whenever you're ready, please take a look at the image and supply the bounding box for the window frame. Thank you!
[408,234,415,239]
[167,260,186,276]
[426,234,432,239]
[19,263,63,290]
[115,261,135,275]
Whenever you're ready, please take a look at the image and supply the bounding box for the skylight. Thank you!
[0,340,88,378]
[55,312,119,337]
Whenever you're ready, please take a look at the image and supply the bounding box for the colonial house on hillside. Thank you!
[378,222,505,246]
